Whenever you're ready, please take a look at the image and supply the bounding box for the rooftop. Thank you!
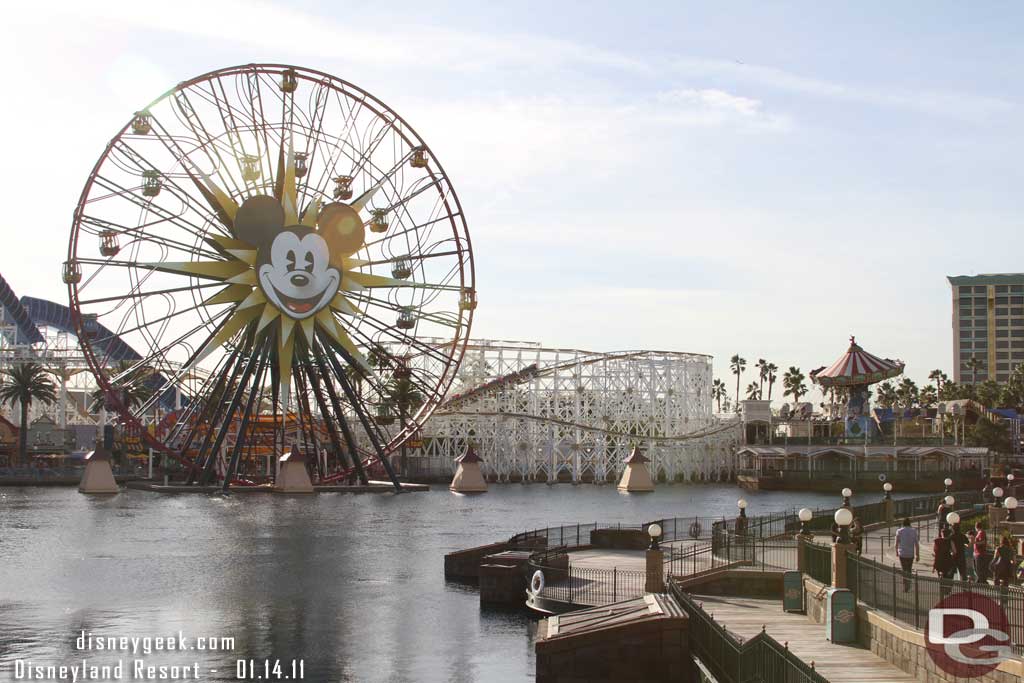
[947,273,1024,286]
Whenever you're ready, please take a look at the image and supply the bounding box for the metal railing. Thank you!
[670,581,827,683]
[509,516,725,550]
[530,560,651,607]
[845,550,1024,655]
[801,540,832,585]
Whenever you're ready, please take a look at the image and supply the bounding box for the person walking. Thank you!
[950,523,969,582]
[850,517,864,555]
[992,536,1016,588]
[894,518,919,592]
[936,501,949,533]
[933,527,955,579]
[973,522,990,584]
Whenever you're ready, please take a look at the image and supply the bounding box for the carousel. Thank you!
[809,336,904,439]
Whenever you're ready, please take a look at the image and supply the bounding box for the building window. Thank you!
[998,341,1010,348]
[996,308,1008,316]
[996,329,1009,337]
[997,285,1009,293]
[976,340,988,349]
[1013,352,1024,359]
[959,285,973,295]
[976,286,987,293]
[1013,330,1024,337]
[1012,308,1024,316]
[997,374,1009,382]
[1012,296,1024,305]
[960,351,973,359]
[997,297,1009,305]
[997,352,1009,359]
[1011,285,1024,293]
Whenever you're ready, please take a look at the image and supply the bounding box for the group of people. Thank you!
[894,517,1018,588]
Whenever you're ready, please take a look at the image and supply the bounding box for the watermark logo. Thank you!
[926,592,1013,677]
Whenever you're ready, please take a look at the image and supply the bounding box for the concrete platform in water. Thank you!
[124,480,429,494]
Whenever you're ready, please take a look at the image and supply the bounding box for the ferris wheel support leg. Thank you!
[188,343,248,485]
[311,349,369,485]
[300,360,351,478]
[199,335,267,487]
[320,340,402,492]
[221,341,272,493]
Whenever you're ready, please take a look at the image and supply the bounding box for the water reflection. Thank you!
[0,485,850,682]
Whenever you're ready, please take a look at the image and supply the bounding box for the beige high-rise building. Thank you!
[948,274,1024,385]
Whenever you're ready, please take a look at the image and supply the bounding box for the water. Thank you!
[0,485,853,682]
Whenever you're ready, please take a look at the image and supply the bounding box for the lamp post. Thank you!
[736,499,748,535]
[944,495,955,508]
[993,486,1004,508]
[1006,497,1019,522]
[647,522,662,551]
[841,487,852,508]
[883,482,893,500]
[944,477,953,494]
[798,507,813,536]
[834,507,853,545]
[946,511,961,533]
[1008,473,1016,496]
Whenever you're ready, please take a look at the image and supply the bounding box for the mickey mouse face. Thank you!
[234,195,364,320]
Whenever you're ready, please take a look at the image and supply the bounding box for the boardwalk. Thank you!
[692,594,917,683]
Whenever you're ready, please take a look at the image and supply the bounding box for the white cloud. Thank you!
[673,57,1015,122]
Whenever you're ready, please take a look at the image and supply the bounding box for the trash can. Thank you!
[825,587,857,643]
[782,570,804,612]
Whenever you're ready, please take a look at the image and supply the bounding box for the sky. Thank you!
[1,1,1022,405]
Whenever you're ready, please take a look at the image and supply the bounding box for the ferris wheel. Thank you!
[63,63,476,490]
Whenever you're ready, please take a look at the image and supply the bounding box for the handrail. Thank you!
[669,580,827,683]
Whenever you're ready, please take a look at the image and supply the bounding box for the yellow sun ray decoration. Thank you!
[148,140,408,416]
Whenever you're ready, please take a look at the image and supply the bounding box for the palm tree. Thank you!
[875,381,897,409]
[895,377,919,410]
[384,376,425,475]
[765,363,778,401]
[711,379,727,412]
[782,367,807,406]
[729,355,746,412]
[756,359,769,397]
[919,385,938,409]
[928,369,948,396]
[0,363,58,467]
[963,356,985,386]
[745,382,761,400]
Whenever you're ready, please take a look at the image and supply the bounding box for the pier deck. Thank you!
[692,593,917,682]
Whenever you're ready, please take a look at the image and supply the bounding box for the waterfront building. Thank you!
[948,273,1024,385]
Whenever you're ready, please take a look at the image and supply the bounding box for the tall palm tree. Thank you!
[928,369,947,396]
[745,382,761,400]
[711,379,727,412]
[875,381,897,409]
[0,363,58,467]
[895,378,918,410]
[963,356,985,386]
[765,363,778,401]
[729,355,746,412]
[384,376,425,475]
[756,359,769,397]
[782,366,807,406]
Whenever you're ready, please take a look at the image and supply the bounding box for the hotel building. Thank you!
[948,273,1024,384]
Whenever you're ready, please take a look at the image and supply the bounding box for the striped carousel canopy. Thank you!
[810,336,904,388]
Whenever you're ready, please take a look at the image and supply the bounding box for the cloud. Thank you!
[673,58,1015,122]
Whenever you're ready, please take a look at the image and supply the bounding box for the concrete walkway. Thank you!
[693,594,917,683]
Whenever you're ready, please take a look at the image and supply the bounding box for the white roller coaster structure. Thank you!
[404,339,741,483]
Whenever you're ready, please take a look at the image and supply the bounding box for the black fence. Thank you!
[845,551,1024,655]
[670,581,827,683]
[509,516,724,550]
[529,560,651,607]
[802,540,832,586]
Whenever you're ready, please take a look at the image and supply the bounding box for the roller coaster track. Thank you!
[434,409,740,443]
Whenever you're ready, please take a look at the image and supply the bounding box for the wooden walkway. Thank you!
[692,594,917,682]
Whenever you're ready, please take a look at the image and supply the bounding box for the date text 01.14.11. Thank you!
[236,659,305,679]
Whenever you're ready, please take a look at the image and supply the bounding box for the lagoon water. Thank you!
[0,485,851,682]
